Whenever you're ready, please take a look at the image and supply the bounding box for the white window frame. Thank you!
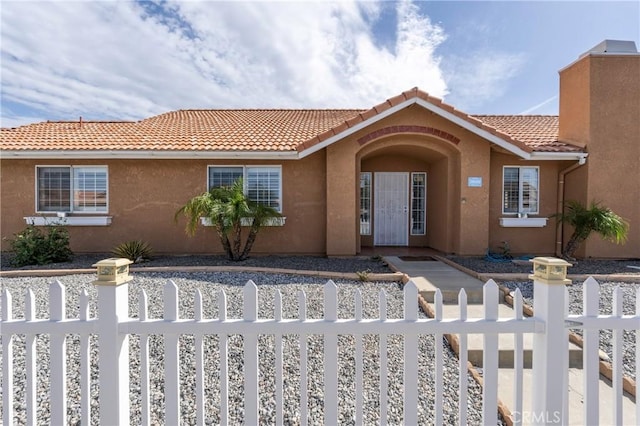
[410,172,427,235]
[35,165,109,214]
[360,172,372,235]
[207,165,283,213]
[502,166,539,215]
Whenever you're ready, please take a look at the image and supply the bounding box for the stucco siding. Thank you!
[0,156,328,255]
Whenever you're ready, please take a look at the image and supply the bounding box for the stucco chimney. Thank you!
[558,40,640,148]
[558,40,640,258]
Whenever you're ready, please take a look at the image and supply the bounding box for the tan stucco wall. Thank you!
[326,103,494,255]
[0,155,328,255]
[488,153,566,255]
[559,53,640,258]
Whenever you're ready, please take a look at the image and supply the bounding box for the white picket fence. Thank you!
[1,276,638,425]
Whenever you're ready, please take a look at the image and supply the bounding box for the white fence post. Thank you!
[93,258,133,426]
[530,257,571,426]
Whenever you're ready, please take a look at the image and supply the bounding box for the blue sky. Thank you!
[1,1,638,128]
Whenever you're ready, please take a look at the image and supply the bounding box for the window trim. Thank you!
[35,165,109,214]
[410,172,427,236]
[207,165,283,213]
[502,166,539,215]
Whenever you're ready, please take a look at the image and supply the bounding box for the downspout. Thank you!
[555,156,587,256]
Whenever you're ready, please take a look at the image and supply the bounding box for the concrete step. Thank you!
[411,276,486,304]
[442,303,585,368]
[497,368,637,425]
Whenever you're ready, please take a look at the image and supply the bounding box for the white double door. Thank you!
[373,172,409,246]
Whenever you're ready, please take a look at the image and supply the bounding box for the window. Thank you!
[208,166,282,212]
[360,172,371,235]
[503,166,539,214]
[411,172,426,235]
[37,166,108,213]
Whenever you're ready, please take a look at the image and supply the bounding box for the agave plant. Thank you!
[112,240,153,263]
[554,200,629,260]
[175,178,281,261]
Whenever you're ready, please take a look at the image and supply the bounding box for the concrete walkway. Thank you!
[384,255,637,426]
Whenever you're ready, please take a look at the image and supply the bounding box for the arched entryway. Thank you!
[356,135,461,253]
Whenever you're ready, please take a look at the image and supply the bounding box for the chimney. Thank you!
[558,40,640,148]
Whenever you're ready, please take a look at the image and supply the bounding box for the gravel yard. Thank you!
[2,253,637,424]
[1,270,492,425]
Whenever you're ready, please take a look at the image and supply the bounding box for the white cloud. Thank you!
[1,0,449,126]
[443,51,526,111]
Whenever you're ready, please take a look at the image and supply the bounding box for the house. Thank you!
[1,40,638,259]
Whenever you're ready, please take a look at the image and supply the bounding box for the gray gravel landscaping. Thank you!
[500,279,638,380]
[450,255,638,380]
[1,270,494,425]
[2,253,637,424]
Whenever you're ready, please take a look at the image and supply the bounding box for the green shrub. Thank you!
[355,269,371,282]
[112,240,153,263]
[9,224,73,267]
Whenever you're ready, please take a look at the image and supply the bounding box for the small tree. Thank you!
[554,200,629,260]
[175,178,281,261]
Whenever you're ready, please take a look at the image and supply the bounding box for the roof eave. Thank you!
[297,97,534,159]
[0,150,300,160]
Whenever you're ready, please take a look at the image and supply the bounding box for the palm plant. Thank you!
[554,200,629,260]
[175,178,281,261]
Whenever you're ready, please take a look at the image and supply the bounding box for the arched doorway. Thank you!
[357,136,461,253]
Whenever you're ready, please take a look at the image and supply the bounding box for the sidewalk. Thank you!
[384,255,637,425]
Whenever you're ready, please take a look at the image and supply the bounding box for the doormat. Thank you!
[399,256,437,261]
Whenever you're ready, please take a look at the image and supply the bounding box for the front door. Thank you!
[374,172,409,246]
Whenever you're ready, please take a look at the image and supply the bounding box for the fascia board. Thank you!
[529,152,588,161]
[297,97,533,159]
[0,150,300,160]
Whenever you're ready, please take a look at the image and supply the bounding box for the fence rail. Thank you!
[1,273,638,425]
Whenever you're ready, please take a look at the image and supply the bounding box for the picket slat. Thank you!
[434,289,443,426]
[379,290,388,426]
[355,290,364,425]
[299,290,308,426]
[458,289,468,426]
[195,290,205,426]
[25,289,37,426]
[243,280,260,426]
[403,281,419,425]
[324,280,339,424]
[50,280,67,426]
[275,290,284,426]
[482,279,499,426]
[164,280,181,425]
[612,286,623,426]
[79,289,91,425]
[512,289,524,426]
[219,289,229,425]
[139,290,151,426]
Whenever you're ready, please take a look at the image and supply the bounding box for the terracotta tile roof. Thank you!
[0,89,584,154]
[473,115,583,153]
[0,110,361,152]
